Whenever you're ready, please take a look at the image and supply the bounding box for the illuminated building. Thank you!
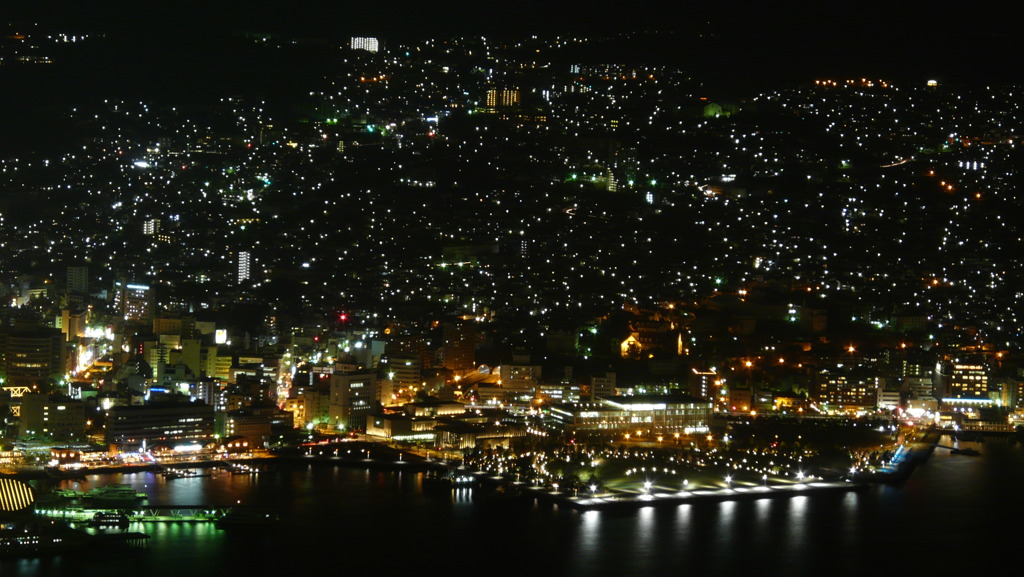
[223,403,289,448]
[485,88,520,109]
[282,396,306,426]
[114,281,153,323]
[382,353,421,399]
[237,250,251,283]
[105,400,216,452]
[143,218,160,236]
[17,393,85,441]
[815,369,879,414]
[690,367,718,400]
[0,478,34,514]
[438,321,477,373]
[58,309,86,343]
[329,370,378,431]
[0,326,66,387]
[350,37,379,52]
[946,359,989,399]
[493,363,541,403]
[545,394,713,436]
[589,371,616,401]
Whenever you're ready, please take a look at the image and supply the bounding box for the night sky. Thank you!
[2,0,1018,148]
[6,1,1017,83]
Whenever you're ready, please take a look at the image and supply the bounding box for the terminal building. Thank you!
[105,400,216,452]
[545,394,713,437]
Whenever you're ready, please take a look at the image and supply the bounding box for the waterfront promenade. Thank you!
[851,426,941,483]
[535,480,868,511]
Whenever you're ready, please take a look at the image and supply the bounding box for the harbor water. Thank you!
[4,435,1020,577]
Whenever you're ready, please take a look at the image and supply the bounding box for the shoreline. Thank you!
[529,480,870,511]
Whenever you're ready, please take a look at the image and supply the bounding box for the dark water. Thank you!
[5,436,1020,577]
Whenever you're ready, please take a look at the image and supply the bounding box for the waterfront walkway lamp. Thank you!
[725,475,732,489]
[644,480,652,494]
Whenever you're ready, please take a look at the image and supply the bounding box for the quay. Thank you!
[35,505,244,524]
[852,427,941,484]
[529,480,869,511]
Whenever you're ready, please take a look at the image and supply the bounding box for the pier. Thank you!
[530,480,869,511]
[34,505,241,524]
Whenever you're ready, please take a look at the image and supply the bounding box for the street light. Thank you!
[762,474,768,487]
[725,475,732,489]
[643,480,652,494]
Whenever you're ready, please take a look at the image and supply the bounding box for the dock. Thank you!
[527,480,869,511]
[34,505,243,524]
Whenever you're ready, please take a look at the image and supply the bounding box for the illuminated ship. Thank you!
[84,484,147,506]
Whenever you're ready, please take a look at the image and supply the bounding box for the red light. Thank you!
[339,314,347,322]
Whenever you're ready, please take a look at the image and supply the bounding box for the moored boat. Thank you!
[84,484,146,507]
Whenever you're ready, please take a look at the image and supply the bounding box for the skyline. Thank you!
[2,3,1023,418]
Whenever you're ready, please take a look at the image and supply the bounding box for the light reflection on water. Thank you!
[11,440,1023,577]
[782,495,809,565]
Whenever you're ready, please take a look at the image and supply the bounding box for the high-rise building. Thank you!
[67,265,88,295]
[946,359,989,399]
[17,393,85,441]
[689,367,718,401]
[590,371,617,400]
[329,370,378,431]
[383,353,421,391]
[439,322,476,373]
[237,251,252,283]
[815,369,879,413]
[485,88,520,109]
[114,281,153,323]
[350,37,379,52]
[59,309,87,343]
[496,363,541,403]
[0,326,66,387]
